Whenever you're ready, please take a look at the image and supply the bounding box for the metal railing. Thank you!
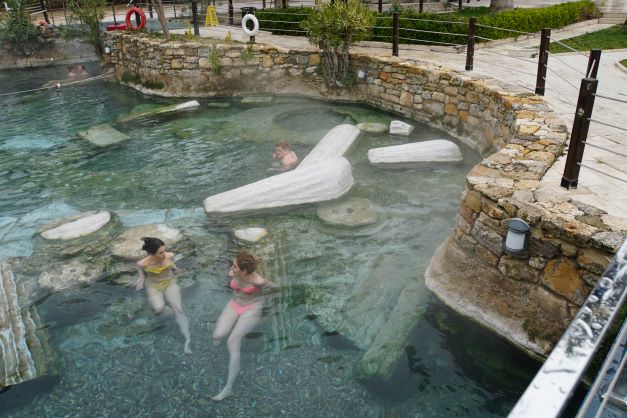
[560,49,627,189]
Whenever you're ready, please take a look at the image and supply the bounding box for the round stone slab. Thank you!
[41,211,111,240]
[356,122,388,134]
[111,224,182,260]
[234,227,268,243]
[317,197,378,228]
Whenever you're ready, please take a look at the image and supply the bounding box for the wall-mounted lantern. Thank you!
[357,68,367,80]
[505,218,530,254]
[104,46,112,54]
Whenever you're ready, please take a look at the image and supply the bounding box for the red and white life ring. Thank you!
[125,7,146,31]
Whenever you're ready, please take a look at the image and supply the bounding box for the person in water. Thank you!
[271,140,299,172]
[211,252,279,401]
[135,237,192,354]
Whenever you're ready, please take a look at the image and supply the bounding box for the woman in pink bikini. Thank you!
[211,252,278,401]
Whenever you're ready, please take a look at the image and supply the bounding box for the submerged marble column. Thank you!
[0,263,53,388]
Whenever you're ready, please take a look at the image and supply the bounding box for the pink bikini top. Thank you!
[229,279,260,295]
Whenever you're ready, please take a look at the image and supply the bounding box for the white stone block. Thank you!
[368,140,463,165]
[389,120,414,135]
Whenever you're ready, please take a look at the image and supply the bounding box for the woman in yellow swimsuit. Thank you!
[211,252,279,401]
[135,236,192,354]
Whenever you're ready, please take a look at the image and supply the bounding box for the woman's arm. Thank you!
[254,276,280,295]
[134,261,146,291]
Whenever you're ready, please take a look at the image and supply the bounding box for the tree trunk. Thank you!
[490,0,514,12]
[151,0,170,39]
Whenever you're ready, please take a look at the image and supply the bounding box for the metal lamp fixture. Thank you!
[505,218,530,254]
[357,68,367,80]
[104,46,112,54]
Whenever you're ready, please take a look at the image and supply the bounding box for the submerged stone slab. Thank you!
[117,100,200,123]
[78,123,130,147]
[356,122,388,134]
[41,211,111,240]
[1,264,54,387]
[368,139,463,165]
[389,120,414,135]
[38,259,103,291]
[297,124,361,169]
[203,158,354,214]
[240,96,273,104]
[234,227,268,243]
[111,224,183,261]
[317,197,378,228]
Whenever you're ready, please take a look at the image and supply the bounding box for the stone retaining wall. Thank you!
[102,32,626,356]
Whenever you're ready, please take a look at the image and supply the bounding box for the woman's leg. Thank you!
[212,302,238,344]
[146,285,166,314]
[212,303,262,401]
[164,281,192,354]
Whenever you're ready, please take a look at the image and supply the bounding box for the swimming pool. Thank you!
[0,64,540,417]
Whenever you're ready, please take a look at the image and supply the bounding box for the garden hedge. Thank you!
[255,0,599,46]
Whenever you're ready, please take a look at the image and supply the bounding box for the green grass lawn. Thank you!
[549,24,627,53]
[622,59,627,67]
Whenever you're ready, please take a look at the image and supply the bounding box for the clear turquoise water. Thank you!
[0,65,539,417]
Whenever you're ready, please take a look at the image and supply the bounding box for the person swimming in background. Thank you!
[135,237,192,354]
[271,140,299,172]
[211,252,279,401]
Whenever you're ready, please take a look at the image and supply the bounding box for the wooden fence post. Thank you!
[228,0,233,25]
[561,78,598,189]
[378,0,382,13]
[419,0,423,13]
[392,12,399,57]
[465,16,476,71]
[191,0,199,35]
[535,28,550,95]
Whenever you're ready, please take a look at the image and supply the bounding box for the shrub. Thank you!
[301,0,374,87]
[256,6,313,36]
[66,0,106,52]
[0,0,39,55]
[257,0,599,46]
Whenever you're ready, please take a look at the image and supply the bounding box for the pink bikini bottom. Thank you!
[228,299,261,316]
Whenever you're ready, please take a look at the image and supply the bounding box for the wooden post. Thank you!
[535,28,550,95]
[191,0,199,35]
[282,0,287,8]
[228,0,233,24]
[378,0,382,13]
[148,2,153,18]
[262,0,266,9]
[561,78,598,189]
[586,49,602,78]
[465,16,476,71]
[40,0,50,24]
[111,2,117,26]
[419,0,423,13]
[392,12,399,57]
[458,0,462,10]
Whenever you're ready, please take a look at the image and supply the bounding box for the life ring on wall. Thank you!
[125,7,146,31]
[241,14,259,36]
